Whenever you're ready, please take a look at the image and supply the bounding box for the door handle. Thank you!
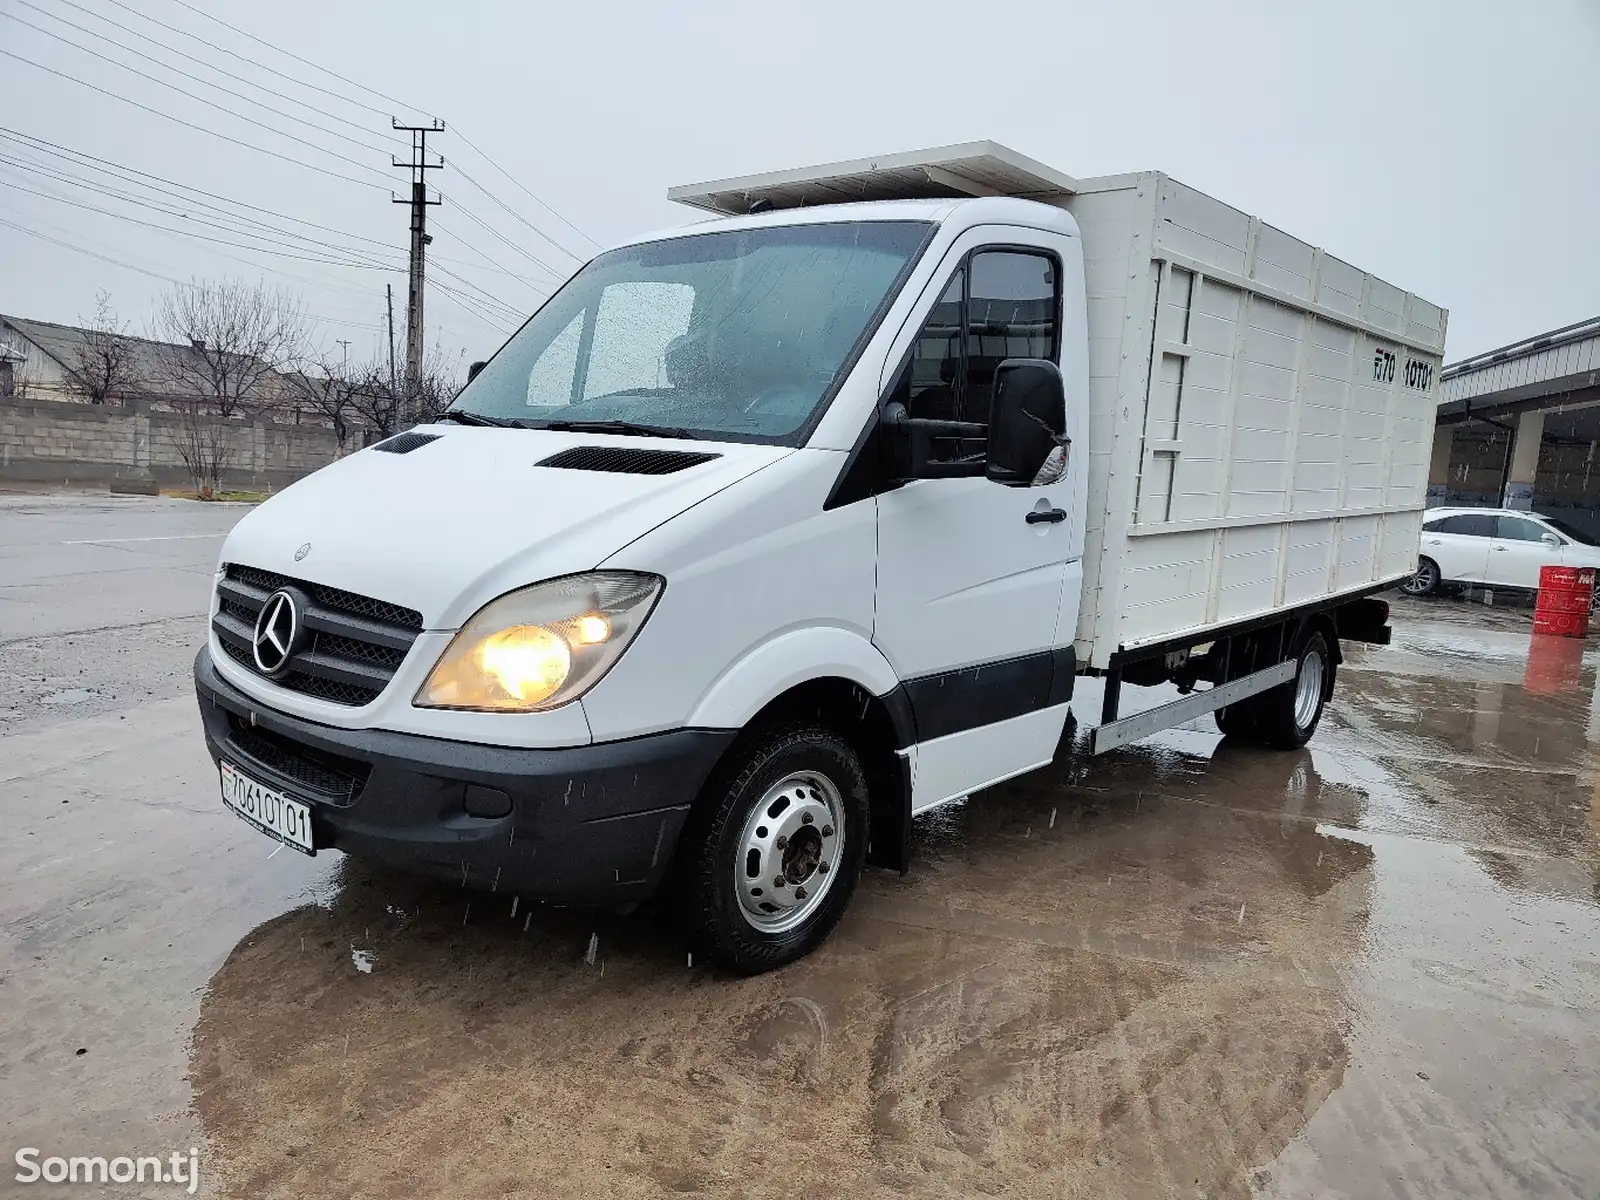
[1026,508,1067,524]
[1493,545,1508,552]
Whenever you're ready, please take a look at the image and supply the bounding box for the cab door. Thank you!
[872,231,1083,812]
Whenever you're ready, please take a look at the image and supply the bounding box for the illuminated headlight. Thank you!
[415,572,663,712]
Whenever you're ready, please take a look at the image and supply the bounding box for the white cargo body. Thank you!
[671,142,1448,669]
[1062,172,1445,667]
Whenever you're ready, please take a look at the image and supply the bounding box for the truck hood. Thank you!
[219,427,791,628]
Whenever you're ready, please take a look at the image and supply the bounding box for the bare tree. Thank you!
[350,362,403,439]
[8,359,45,399]
[153,278,306,417]
[64,291,139,405]
[167,400,238,499]
[413,343,465,424]
[284,354,363,453]
[344,342,465,439]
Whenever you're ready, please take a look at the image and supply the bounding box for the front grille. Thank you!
[227,565,422,630]
[224,713,371,805]
[212,564,423,707]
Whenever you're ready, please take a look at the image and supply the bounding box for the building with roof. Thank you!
[1430,316,1600,534]
[0,313,305,413]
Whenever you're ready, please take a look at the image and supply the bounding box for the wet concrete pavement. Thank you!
[2,491,1598,1198]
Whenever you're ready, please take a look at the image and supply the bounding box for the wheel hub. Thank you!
[735,772,844,933]
[1294,648,1325,730]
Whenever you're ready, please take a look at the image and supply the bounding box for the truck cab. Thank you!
[194,143,1435,972]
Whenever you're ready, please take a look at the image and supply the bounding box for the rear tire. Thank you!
[1214,699,1262,739]
[675,724,868,975]
[1254,631,1332,749]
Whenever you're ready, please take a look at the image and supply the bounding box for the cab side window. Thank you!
[963,251,1058,422]
[885,249,1059,433]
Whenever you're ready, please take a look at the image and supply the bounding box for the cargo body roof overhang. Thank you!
[666,140,1080,215]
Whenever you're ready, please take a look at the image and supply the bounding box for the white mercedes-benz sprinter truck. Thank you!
[194,143,1445,972]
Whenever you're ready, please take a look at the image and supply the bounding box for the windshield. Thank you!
[1540,516,1600,545]
[452,220,932,445]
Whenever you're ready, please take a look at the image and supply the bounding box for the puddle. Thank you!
[171,598,1600,1197]
[40,688,96,705]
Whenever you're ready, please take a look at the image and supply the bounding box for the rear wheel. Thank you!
[1401,557,1440,596]
[1254,631,1332,749]
[676,724,868,974]
[1214,629,1333,749]
[1214,699,1260,739]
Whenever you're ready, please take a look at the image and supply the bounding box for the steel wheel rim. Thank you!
[1294,649,1324,730]
[734,771,845,933]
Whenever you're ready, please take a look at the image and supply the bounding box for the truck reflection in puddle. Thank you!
[189,726,1376,1199]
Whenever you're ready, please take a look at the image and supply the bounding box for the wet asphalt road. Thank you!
[2,490,1598,1199]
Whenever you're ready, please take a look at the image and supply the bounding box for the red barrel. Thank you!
[1533,565,1594,638]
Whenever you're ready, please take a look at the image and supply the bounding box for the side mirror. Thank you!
[986,359,1067,486]
[1541,531,1562,547]
[466,360,487,383]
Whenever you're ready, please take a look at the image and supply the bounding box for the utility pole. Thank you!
[385,283,397,394]
[391,119,443,424]
[335,339,351,374]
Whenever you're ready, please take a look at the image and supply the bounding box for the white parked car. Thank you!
[1403,507,1600,595]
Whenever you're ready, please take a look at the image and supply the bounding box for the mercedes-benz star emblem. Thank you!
[252,589,300,676]
[294,542,312,562]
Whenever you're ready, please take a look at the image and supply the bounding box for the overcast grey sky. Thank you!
[1,0,1596,368]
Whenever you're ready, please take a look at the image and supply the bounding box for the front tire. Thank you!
[676,724,868,974]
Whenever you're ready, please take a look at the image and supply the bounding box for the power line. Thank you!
[0,11,396,178]
[0,126,551,288]
[0,47,388,192]
[164,0,431,120]
[0,171,399,268]
[1,9,544,349]
[452,127,602,253]
[138,0,599,256]
[449,159,584,266]
[0,151,403,269]
[432,264,525,322]
[430,279,515,336]
[0,127,401,255]
[0,210,387,332]
[97,0,396,119]
[442,201,566,282]
[18,0,408,152]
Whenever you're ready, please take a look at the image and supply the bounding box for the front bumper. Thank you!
[193,649,734,904]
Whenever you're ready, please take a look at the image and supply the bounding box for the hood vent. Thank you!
[374,431,441,455]
[535,446,721,475]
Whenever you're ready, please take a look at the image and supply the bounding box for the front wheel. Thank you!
[676,724,869,974]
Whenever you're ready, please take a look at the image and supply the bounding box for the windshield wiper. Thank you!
[536,419,696,440]
[437,409,527,428]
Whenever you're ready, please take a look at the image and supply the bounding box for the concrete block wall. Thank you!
[0,396,343,490]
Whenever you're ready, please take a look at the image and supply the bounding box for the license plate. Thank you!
[220,761,315,855]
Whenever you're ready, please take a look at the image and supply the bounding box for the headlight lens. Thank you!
[415,572,663,712]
